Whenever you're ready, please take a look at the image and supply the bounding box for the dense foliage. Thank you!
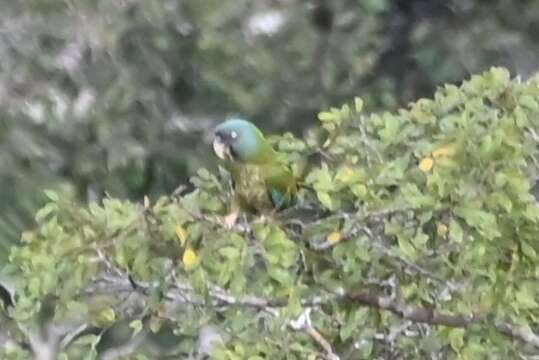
[3,68,539,359]
[2,0,539,255]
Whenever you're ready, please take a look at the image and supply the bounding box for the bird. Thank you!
[212,118,297,225]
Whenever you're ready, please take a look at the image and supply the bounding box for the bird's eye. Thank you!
[230,131,238,139]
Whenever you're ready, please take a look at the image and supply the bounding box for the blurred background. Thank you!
[1,0,539,258]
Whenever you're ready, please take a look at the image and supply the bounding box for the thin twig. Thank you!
[289,309,340,360]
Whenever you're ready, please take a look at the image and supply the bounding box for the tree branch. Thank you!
[347,290,539,349]
[87,256,539,352]
[348,290,476,327]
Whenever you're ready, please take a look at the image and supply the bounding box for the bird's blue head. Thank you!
[213,118,272,163]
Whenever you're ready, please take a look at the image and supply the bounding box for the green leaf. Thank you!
[412,231,429,247]
[340,308,368,341]
[129,320,143,335]
[448,328,465,352]
[44,189,59,202]
[521,241,537,260]
[35,202,58,222]
[519,94,538,110]
[197,168,212,180]
[454,205,500,240]
[267,266,292,285]
[515,284,538,309]
[318,111,335,122]
[525,204,539,222]
[219,246,241,259]
[97,307,116,325]
[286,287,302,317]
[490,192,513,212]
[306,164,334,191]
[340,104,351,120]
[399,183,434,208]
[149,316,163,333]
[28,277,41,296]
[479,135,494,156]
[397,237,416,259]
[351,183,367,197]
[317,191,334,210]
[449,219,463,243]
[513,106,528,127]
[378,115,400,144]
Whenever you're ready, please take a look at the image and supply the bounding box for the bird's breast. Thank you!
[232,164,274,212]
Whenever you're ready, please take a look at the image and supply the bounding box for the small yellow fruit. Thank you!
[419,157,434,172]
[183,247,198,271]
[327,231,342,244]
[436,223,448,236]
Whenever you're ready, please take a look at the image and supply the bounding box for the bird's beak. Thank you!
[213,136,230,160]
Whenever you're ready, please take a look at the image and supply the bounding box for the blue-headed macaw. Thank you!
[212,119,297,223]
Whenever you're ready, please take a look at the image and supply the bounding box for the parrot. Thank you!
[212,118,297,225]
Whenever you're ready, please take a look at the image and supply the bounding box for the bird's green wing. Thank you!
[263,163,297,209]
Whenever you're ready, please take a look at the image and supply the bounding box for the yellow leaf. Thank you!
[175,225,188,246]
[183,247,198,271]
[419,157,434,172]
[327,231,342,244]
[432,143,457,158]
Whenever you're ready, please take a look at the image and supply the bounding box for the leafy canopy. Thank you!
[4,67,539,359]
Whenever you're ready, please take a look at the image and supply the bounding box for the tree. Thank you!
[3,68,539,359]
[2,0,539,257]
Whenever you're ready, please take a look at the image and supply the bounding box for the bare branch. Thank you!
[495,322,539,349]
[348,290,476,327]
[347,290,539,349]
[58,323,90,349]
[19,325,59,360]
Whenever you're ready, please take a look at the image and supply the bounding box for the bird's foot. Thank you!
[222,211,239,229]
